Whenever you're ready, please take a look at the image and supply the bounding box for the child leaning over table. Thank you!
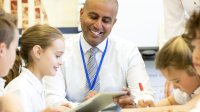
[122,11,200,112]
[135,35,200,112]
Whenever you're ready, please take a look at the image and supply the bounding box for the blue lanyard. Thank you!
[79,37,108,90]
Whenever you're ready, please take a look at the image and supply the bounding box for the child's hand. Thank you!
[60,102,72,108]
[137,100,155,108]
[42,106,71,112]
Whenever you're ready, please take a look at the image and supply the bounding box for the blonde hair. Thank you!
[5,24,63,85]
[155,36,196,76]
[20,24,63,65]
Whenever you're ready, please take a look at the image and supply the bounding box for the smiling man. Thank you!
[44,0,154,109]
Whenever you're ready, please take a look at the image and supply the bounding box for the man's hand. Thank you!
[85,91,97,101]
[113,88,136,108]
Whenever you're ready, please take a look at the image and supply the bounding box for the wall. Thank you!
[4,0,79,28]
[5,0,165,102]
[4,0,164,48]
[111,0,164,47]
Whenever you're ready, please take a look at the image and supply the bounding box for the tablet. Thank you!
[69,91,127,112]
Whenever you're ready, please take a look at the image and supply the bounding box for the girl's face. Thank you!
[161,67,200,94]
[0,29,18,77]
[192,38,200,75]
[38,38,65,77]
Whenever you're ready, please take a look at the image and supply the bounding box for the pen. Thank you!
[139,82,146,99]
[139,83,151,107]
[139,83,143,91]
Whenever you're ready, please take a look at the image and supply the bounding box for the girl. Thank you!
[153,36,200,107]
[5,24,70,112]
[185,11,200,75]
[122,11,200,112]
[190,33,200,112]
[184,11,200,112]
[133,35,200,112]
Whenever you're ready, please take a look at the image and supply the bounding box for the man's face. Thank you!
[80,0,117,47]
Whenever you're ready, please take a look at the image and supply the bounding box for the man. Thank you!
[44,0,154,109]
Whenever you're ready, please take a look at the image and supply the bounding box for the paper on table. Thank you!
[68,91,127,112]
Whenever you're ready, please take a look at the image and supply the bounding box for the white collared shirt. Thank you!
[0,77,6,96]
[190,100,200,112]
[43,33,154,107]
[5,67,46,112]
[173,87,200,105]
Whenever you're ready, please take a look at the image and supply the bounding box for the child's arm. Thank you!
[155,95,178,106]
[184,93,200,109]
[122,105,190,112]
[129,93,200,112]
[137,95,178,107]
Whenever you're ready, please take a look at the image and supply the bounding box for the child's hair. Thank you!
[0,8,17,48]
[185,11,200,39]
[155,36,196,76]
[4,49,21,86]
[20,24,63,65]
[4,24,64,85]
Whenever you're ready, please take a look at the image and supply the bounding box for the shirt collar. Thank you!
[21,68,43,94]
[81,33,108,53]
[0,77,6,89]
[191,86,200,97]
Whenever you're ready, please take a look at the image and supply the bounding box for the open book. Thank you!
[69,91,127,112]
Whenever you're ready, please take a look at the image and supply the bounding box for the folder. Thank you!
[69,91,127,112]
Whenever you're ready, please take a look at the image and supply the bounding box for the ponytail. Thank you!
[4,49,22,86]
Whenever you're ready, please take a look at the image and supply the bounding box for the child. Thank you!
[153,35,200,106]
[184,11,200,112]
[5,24,71,112]
[132,35,200,112]
[122,11,200,112]
[0,94,23,112]
[0,9,24,112]
[184,11,200,75]
[191,37,200,75]
[4,50,22,86]
[0,9,18,95]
